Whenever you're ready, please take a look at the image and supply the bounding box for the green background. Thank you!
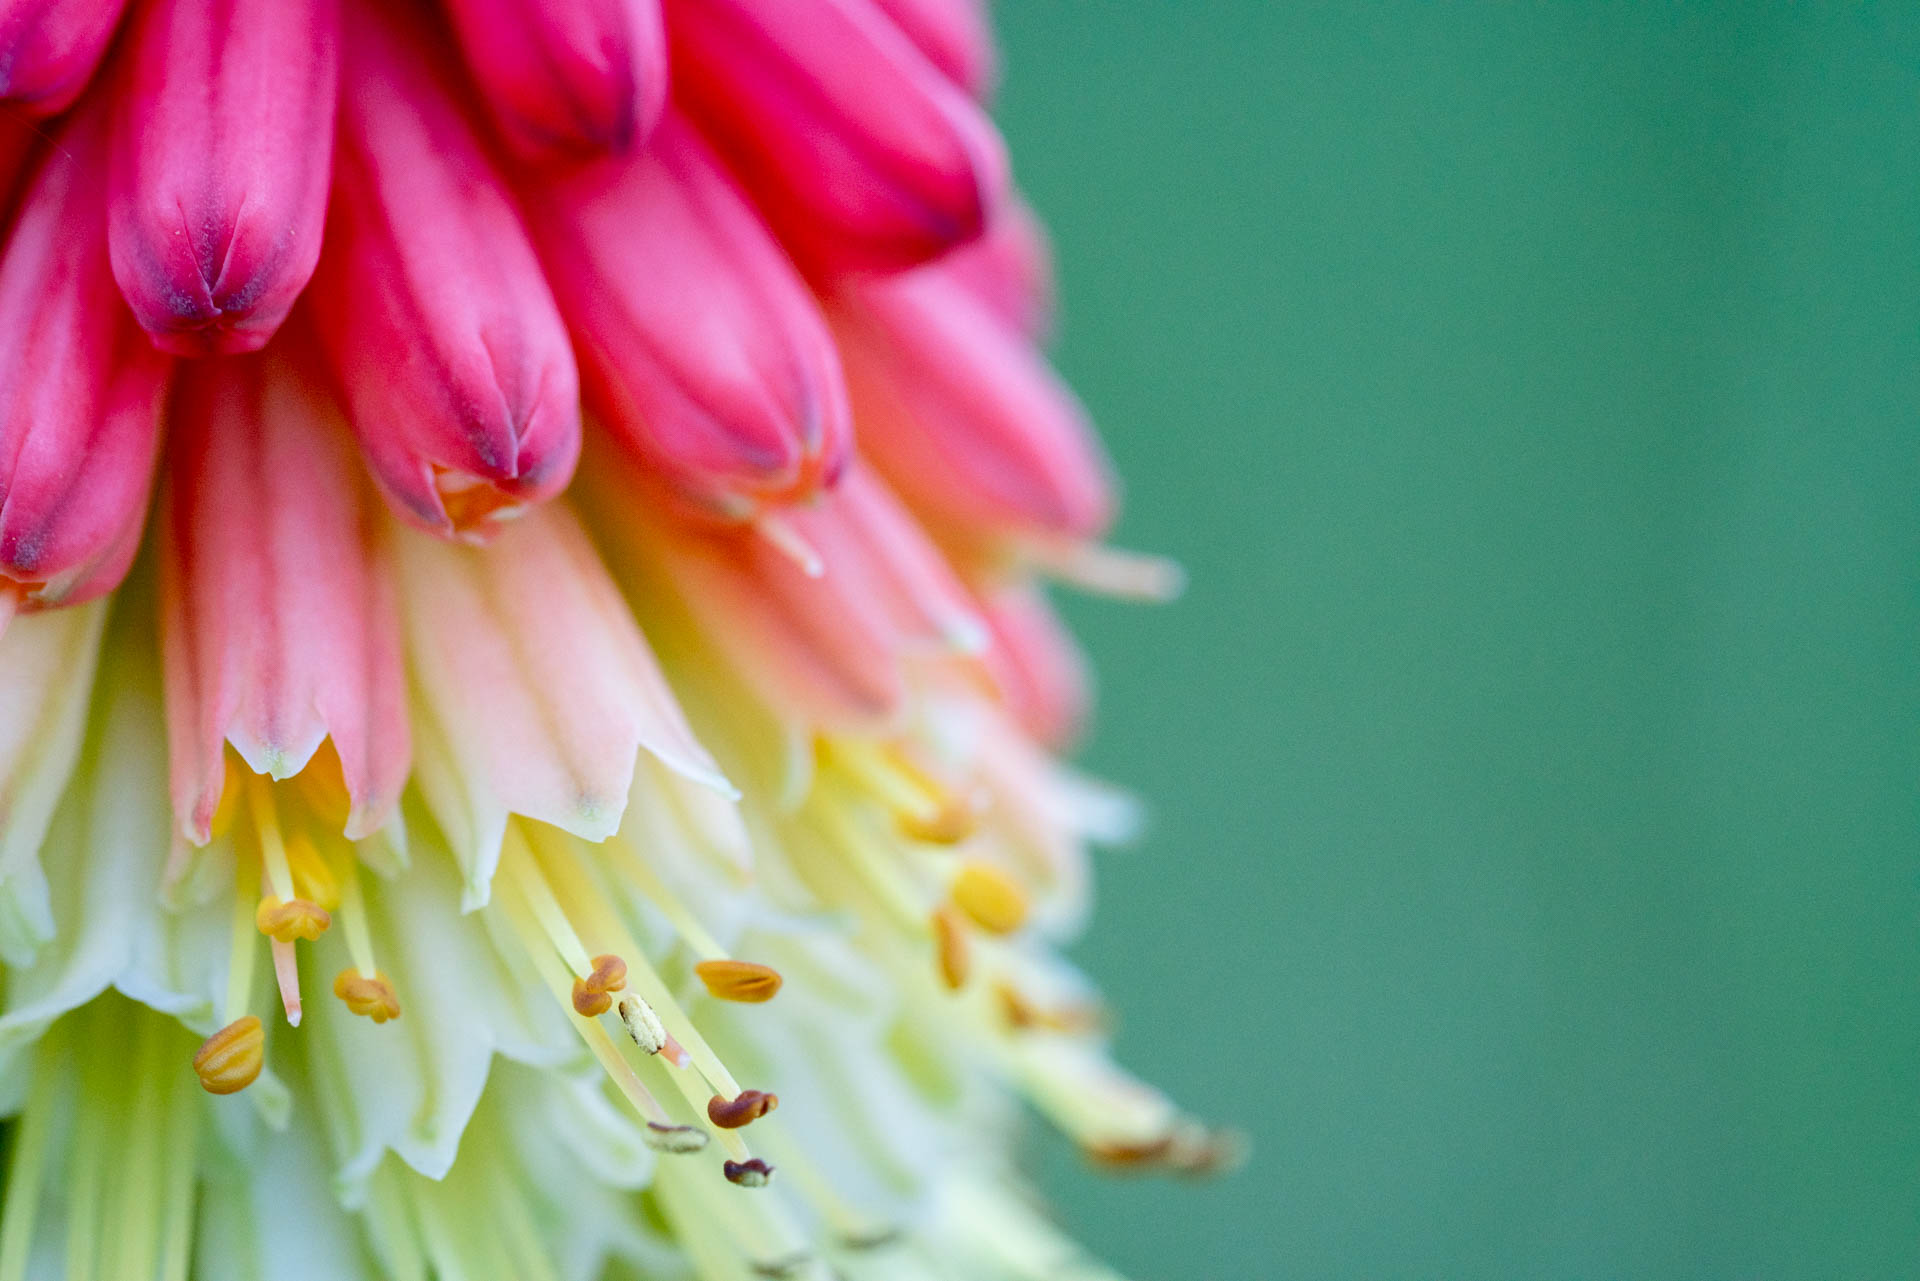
[995,5,1920,1277]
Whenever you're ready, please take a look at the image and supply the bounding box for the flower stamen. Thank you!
[692,959,783,1003]
[706,1090,778,1129]
[949,862,1028,935]
[192,1016,265,1095]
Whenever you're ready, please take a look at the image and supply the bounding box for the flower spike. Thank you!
[307,0,580,539]
[0,112,168,611]
[159,353,410,846]
[529,112,850,519]
[0,0,128,115]
[106,0,338,356]
[441,0,666,160]
[665,0,1008,275]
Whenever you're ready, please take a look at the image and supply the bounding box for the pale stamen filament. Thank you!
[603,831,728,961]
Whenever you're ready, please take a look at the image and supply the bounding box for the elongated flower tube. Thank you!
[0,4,1234,1279]
[870,0,997,99]
[441,0,666,160]
[0,0,128,114]
[0,112,168,612]
[159,353,408,847]
[833,262,1114,557]
[530,112,849,518]
[307,0,580,538]
[107,0,338,355]
[665,0,1008,275]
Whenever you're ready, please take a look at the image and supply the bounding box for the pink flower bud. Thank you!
[306,0,580,539]
[870,0,996,99]
[0,114,168,611]
[832,266,1112,555]
[0,0,128,115]
[940,192,1057,342]
[160,352,410,845]
[529,113,848,518]
[665,0,1007,276]
[107,0,338,356]
[441,0,666,160]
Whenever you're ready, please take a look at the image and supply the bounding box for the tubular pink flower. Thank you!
[159,353,409,845]
[833,264,1113,555]
[0,0,128,115]
[442,0,666,161]
[665,0,1008,275]
[0,114,168,612]
[306,0,580,540]
[870,0,996,99]
[980,581,1091,750]
[107,0,338,356]
[529,112,849,518]
[390,502,730,902]
[942,192,1057,342]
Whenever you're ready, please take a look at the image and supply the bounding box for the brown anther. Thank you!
[1084,1134,1176,1172]
[995,983,1106,1035]
[570,953,628,1016]
[332,970,402,1023]
[723,1158,775,1188]
[898,799,977,845]
[642,1122,710,1154]
[707,1090,779,1129]
[693,959,783,1004]
[931,905,970,990]
[192,1016,265,1095]
[255,895,331,943]
[949,862,1028,935]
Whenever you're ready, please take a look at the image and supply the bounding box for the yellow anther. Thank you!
[898,798,978,845]
[692,959,784,1004]
[208,752,247,841]
[570,953,628,1017]
[255,895,331,943]
[284,830,342,912]
[1085,1135,1176,1171]
[291,740,352,831]
[950,862,1028,935]
[706,1090,779,1130]
[192,1016,264,1095]
[332,970,402,1023]
[931,906,970,991]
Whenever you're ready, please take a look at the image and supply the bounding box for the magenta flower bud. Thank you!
[0,0,128,115]
[940,192,1057,342]
[306,0,580,540]
[870,0,996,98]
[107,0,338,357]
[832,265,1112,552]
[529,112,848,519]
[0,113,168,612]
[441,0,666,161]
[665,0,1008,276]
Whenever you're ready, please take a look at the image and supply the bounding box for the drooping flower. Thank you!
[0,2,1234,1278]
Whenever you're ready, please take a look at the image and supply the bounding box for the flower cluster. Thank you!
[0,1,1230,1277]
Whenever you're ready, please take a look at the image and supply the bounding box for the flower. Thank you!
[0,1,1234,1277]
